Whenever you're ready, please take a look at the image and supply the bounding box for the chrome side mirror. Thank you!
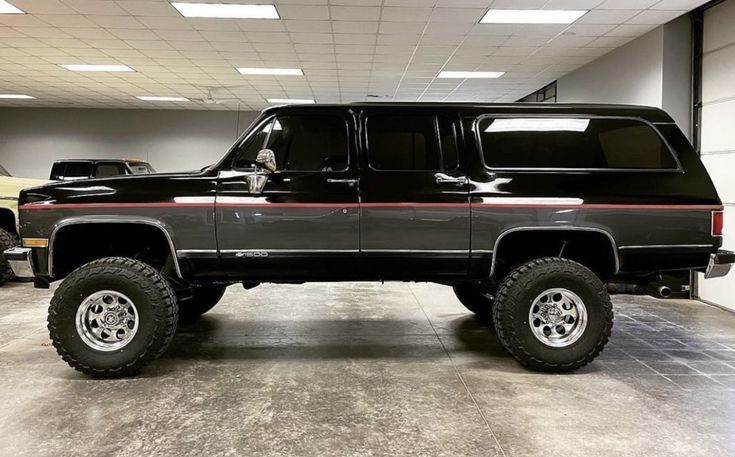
[246,174,269,195]
[255,149,277,173]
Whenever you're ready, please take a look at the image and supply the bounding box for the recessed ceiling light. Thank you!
[480,9,587,24]
[0,1,24,14]
[237,67,303,76]
[0,94,35,99]
[438,71,504,79]
[267,98,315,104]
[171,2,279,19]
[136,96,190,102]
[60,64,134,72]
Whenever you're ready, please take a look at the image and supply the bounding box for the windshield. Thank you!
[0,164,10,177]
[128,162,156,174]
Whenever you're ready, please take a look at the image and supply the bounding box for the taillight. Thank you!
[712,211,724,237]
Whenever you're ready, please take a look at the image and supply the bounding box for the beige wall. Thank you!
[698,0,735,310]
[556,16,692,139]
[0,108,260,179]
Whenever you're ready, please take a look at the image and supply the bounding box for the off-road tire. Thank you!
[493,257,613,372]
[178,285,226,321]
[453,284,495,321]
[0,228,18,284]
[48,257,178,378]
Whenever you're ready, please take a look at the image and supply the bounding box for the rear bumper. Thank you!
[3,247,34,279]
[704,250,735,279]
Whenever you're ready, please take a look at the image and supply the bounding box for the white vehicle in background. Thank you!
[0,164,47,284]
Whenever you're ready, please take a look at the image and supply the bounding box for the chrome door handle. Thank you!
[327,178,358,186]
[434,173,467,185]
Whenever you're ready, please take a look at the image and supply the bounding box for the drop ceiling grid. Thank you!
[0,0,713,109]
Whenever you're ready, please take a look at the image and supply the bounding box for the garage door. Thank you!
[698,0,735,309]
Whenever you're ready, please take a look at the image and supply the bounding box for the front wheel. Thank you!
[0,228,18,284]
[48,257,178,378]
[493,257,613,372]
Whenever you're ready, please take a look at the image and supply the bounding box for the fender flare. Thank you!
[490,226,620,277]
[48,216,183,279]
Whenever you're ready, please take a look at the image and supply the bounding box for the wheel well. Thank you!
[492,230,618,280]
[51,223,177,279]
[0,209,16,235]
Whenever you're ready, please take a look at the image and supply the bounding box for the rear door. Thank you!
[216,109,360,280]
[358,108,470,278]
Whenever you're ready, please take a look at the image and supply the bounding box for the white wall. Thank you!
[698,0,735,310]
[0,108,259,179]
[557,16,692,138]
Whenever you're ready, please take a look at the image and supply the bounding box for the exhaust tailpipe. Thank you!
[645,282,672,299]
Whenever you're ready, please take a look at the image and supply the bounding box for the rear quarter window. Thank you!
[477,117,678,171]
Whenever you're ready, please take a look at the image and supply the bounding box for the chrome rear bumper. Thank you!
[704,250,735,279]
[3,247,34,279]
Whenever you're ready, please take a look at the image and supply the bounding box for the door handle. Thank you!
[327,178,358,186]
[434,173,467,185]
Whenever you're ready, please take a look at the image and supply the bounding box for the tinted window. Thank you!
[94,162,128,178]
[0,164,9,177]
[233,115,348,172]
[478,117,677,170]
[59,162,93,180]
[367,115,442,171]
[128,163,155,174]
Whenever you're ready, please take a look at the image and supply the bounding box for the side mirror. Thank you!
[255,149,277,173]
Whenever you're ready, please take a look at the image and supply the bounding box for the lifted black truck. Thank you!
[5,103,733,377]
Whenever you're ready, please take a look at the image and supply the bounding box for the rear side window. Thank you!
[477,117,677,170]
[367,114,457,171]
[94,162,129,178]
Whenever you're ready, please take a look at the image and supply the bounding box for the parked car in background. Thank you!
[49,159,155,181]
[0,164,47,284]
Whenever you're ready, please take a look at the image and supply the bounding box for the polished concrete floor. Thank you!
[1,281,735,457]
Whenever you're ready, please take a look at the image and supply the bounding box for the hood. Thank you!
[0,176,49,197]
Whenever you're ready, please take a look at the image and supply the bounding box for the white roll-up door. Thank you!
[698,0,735,309]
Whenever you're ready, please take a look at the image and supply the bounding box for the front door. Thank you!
[216,109,360,280]
[358,109,471,279]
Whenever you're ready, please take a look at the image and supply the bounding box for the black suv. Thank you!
[49,159,155,181]
[5,103,733,378]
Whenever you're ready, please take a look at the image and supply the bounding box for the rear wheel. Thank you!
[493,257,613,372]
[0,228,18,284]
[48,257,178,378]
[177,285,227,321]
[453,284,495,320]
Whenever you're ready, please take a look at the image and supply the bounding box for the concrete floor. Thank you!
[1,282,735,457]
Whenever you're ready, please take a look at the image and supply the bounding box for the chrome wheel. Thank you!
[528,288,587,348]
[75,290,139,352]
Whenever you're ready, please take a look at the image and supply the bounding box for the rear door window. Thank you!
[366,114,457,171]
[477,117,678,170]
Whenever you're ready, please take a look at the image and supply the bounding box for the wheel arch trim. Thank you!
[489,226,620,277]
[48,216,183,280]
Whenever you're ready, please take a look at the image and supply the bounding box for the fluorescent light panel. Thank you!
[0,94,34,99]
[486,118,590,133]
[171,3,279,19]
[137,96,189,102]
[438,71,504,79]
[237,67,303,76]
[60,64,134,72]
[480,9,587,24]
[267,98,315,104]
[0,1,24,14]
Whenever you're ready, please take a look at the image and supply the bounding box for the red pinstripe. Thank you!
[19,202,724,211]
